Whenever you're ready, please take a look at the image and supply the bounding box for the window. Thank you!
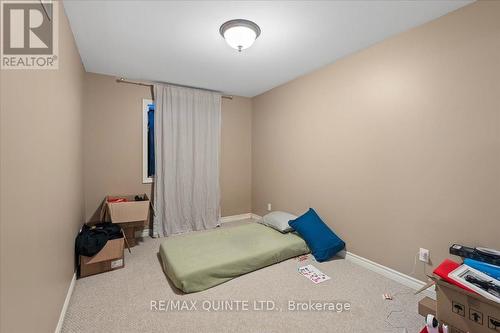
[142,99,154,183]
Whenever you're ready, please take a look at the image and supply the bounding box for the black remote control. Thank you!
[449,244,500,266]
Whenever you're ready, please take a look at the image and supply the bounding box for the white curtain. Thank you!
[153,84,221,236]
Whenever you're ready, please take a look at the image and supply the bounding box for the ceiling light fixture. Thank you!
[219,19,261,52]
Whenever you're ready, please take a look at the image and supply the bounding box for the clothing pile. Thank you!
[75,222,123,257]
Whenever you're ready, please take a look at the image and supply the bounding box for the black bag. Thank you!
[75,223,123,257]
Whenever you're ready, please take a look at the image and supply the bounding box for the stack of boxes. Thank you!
[78,194,150,278]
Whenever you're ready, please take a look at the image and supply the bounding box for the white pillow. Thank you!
[260,211,297,233]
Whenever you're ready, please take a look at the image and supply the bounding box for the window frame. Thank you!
[142,98,154,184]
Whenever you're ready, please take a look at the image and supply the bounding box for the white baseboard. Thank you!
[55,272,76,333]
[342,251,436,299]
[219,213,254,223]
[250,213,262,220]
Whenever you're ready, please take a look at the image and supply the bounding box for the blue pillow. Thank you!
[288,208,345,262]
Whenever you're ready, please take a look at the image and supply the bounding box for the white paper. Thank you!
[111,259,123,269]
[298,264,331,284]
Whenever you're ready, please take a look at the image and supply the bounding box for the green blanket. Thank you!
[159,223,309,293]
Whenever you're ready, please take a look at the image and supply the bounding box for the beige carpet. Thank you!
[63,220,426,333]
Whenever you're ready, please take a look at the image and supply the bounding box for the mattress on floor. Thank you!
[159,222,310,293]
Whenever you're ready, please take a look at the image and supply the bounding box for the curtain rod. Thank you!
[116,77,233,100]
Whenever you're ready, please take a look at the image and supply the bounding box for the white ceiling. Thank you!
[64,0,472,97]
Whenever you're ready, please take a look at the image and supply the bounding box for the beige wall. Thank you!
[221,96,252,216]
[83,73,252,222]
[0,2,85,332]
[252,1,500,281]
[83,73,153,222]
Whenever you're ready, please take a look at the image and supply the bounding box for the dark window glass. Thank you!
[147,104,155,177]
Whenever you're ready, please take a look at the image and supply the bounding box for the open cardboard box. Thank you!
[434,277,500,333]
[419,296,437,318]
[79,238,125,278]
[99,194,150,247]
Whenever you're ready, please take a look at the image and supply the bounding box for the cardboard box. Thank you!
[419,296,437,318]
[100,194,150,247]
[100,194,150,223]
[79,238,125,278]
[120,221,146,247]
[435,278,500,333]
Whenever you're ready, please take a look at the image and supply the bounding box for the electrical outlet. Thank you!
[267,203,272,211]
[419,248,430,263]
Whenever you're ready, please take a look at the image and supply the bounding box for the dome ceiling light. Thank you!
[219,19,261,52]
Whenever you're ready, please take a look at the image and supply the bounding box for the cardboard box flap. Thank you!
[81,238,124,265]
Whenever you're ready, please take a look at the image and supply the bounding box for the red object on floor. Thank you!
[107,197,128,203]
[433,259,475,294]
[420,327,447,333]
